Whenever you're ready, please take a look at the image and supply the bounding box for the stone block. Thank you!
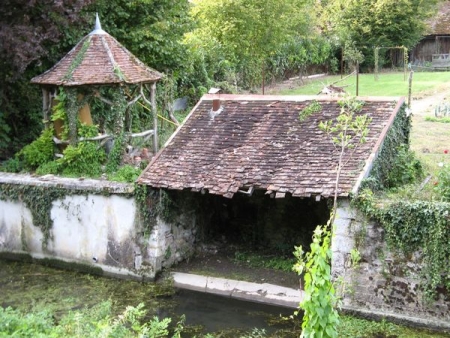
[134,254,142,270]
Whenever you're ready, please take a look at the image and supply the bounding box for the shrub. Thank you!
[0,157,23,173]
[108,165,141,183]
[35,160,61,175]
[386,144,423,188]
[59,141,106,177]
[434,163,450,201]
[0,301,175,337]
[17,127,55,170]
[0,306,54,337]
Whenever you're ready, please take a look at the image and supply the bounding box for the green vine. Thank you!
[106,132,125,173]
[133,185,177,238]
[352,101,447,299]
[66,88,81,145]
[134,184,153,237]
[64,37,91,81]
[293,221,339,337]
[361,103,411,191]
[299,100,322,122]
[0,184,71,248]
[354,190,450,300]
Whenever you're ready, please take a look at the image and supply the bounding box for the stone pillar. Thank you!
[331,200,357,280]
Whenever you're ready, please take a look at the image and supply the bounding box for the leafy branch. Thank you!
[319,96,371,212]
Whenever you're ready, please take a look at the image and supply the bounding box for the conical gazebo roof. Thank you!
[31,15,163,86]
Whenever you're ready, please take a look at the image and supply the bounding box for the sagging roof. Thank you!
[138,95,404,199]
[31,15,163,86]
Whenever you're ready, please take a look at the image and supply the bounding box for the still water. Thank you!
[0,259,299,336]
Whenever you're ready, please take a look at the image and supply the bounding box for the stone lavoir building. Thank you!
[137,93,449,330]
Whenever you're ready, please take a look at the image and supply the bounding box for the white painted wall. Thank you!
[0,174,198,280]
[0,174,153,279]
[0,192,147,278]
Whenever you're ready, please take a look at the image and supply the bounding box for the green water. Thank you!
[0,259,298,336]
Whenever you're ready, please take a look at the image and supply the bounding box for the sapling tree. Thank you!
[319,96,371,213]
[293,95,371,337]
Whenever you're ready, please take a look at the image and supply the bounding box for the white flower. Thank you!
[438,162,444,167]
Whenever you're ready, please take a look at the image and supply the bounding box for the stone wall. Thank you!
[0,173,196,280]
[147,212,197,273]
[333,200,450,330]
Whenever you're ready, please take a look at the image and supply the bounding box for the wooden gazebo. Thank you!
[31,14,163,154]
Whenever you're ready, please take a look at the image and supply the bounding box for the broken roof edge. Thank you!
[139,184,341,200]
[351,96,406,196]
[137,94,405,198]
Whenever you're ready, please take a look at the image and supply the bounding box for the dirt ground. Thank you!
[167,77,449,290]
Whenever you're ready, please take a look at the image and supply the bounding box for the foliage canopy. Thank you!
[320,0,439,69]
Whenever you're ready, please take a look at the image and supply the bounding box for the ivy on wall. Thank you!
[134,184,157,238]
[354,102,448,300]
[355,190,450,300]
[361,103,412,191]
[132,185,182,240]
[0,184,70,248]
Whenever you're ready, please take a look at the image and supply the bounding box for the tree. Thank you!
[320,0,439,70]
[87,0,193,73]
[319,96,371,211]
[0,0,94,158]
[0,0,93,80]
[188,0,316,89]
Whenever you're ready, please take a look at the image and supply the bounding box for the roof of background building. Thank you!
[31,15,162,86]
[138,94,404,199]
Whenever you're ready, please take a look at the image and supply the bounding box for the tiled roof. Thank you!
[138,95,403,199]
[427,1,450,35]
[31,17,162,86]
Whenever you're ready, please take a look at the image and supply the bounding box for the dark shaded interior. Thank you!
[165,189,331,256]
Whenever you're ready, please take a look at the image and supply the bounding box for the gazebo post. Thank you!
[42,88,51,129]
[151,82,158,153]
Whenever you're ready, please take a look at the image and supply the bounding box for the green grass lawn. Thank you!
[279,71,450,97]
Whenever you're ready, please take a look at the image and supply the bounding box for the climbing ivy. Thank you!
[64,37,91,82]
[134,184,156,238]
[361,103,411,191]
[0,184,70,248]
[354,190,450,300]
[352,101,447,299]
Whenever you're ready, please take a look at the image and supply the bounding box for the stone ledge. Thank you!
[172,272,302,308]
[0,172,134,194]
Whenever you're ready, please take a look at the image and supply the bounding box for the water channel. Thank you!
[0,259,299,337]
